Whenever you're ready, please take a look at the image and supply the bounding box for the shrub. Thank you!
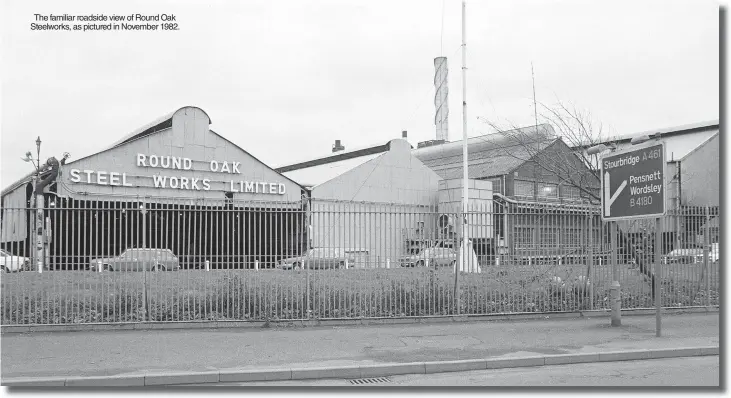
[0,268,719,325]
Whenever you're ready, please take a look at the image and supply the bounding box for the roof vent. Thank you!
[417,139,446,149]
[332,139,345,153]
[402,130,408,138]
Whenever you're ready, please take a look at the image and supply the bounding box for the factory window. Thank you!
[537,183,558,200]
[514,180,534,199]
[488,178,503,195]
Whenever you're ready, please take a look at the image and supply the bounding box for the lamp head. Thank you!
[586,144,608,156]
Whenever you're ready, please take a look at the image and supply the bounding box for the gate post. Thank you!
[705,207,711,307]
[655,217,662,337]
[586,208,594,310]
[45,216,51,270]
[36,194,45,273]
[610,222,621,326]
[140,203,148,322]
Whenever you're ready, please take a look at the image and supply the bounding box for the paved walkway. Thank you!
[0,312,719,381]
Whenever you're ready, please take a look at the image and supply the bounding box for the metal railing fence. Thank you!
[0,196,719,325]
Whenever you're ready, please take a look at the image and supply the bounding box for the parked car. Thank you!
[276,248,348,270]
[89,248,180,272]
[399,247,457,268]
[709,243,719,263]
[0,249,30,273]
[662,245,718,265]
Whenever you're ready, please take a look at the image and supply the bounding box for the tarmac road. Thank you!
[206,356,719,387]
[1,312,719,384]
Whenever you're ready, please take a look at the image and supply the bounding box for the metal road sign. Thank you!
[600,141,666,221]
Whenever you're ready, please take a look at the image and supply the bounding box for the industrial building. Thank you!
[1,103,719,271]
[278,137,492,270]
[275,119,720,265]
[275,124,599,266]
[1,106,308,270]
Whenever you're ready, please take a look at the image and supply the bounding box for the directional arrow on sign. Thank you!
[603,171,627,217]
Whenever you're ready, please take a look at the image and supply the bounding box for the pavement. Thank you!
[0,312,719,386]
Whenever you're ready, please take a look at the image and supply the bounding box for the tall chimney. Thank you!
[332,139,345,153]
[434,57,449,142]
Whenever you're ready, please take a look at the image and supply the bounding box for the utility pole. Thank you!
[456,0,468,314]
[531,62,538,128]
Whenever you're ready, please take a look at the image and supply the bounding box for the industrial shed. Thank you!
[275,124,600,266]
[279,138,445,267]
[0,106,307,270]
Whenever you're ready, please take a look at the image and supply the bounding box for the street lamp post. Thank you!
[36,137,41,171]
[34,137,44,273]
[22,139,68,273]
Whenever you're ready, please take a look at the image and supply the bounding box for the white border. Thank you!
[599,140,667,221]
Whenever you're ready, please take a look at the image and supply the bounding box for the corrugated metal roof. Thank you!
[275,124,558,184]
[275,142,390,173]
[413,124,557,179]
[571,120,719,148]
[610,120,718,143]
[282,152,384,188]
[81,106,212,160]
[108,110,176,149]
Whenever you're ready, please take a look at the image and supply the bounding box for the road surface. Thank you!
[200,356,719,387]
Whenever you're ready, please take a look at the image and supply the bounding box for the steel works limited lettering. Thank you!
[69,169,133,187]
[67,153,286,195]
[152,175,211,191]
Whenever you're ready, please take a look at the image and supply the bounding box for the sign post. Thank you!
[655,217,662,337]
[600,142,666,334]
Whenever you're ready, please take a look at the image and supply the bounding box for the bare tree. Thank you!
[480,100,659,297]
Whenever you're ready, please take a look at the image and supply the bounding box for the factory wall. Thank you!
[309,139,442,266]
[56,107,302,206]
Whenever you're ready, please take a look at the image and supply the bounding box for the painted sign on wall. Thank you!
[69,152,286,195]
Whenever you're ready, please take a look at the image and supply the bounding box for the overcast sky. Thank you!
[1,0,720,186]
